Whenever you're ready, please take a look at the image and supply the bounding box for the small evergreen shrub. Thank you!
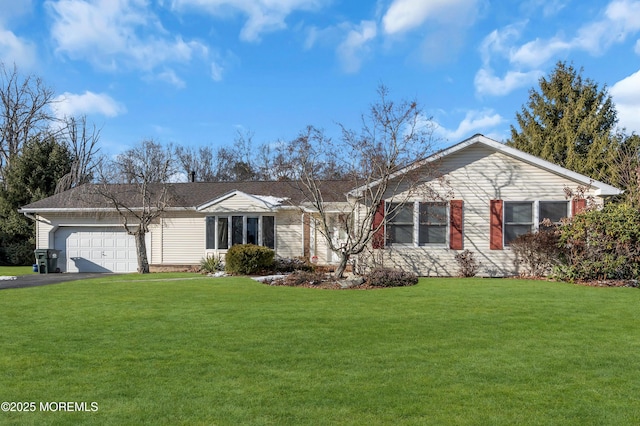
[454,249,480,277]
[366,267,418,287]
[200,255,223,274]
[225,244,275,275]
[510,231,561,277]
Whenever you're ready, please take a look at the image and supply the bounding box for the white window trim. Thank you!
[503,200,569,247]
[207,214,276,250]
[386,201,449,248]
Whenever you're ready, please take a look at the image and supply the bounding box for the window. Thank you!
[262,216,275,249]
[504,202,533,245]
[539,201,568,231]
[247,217,258,245]
[419,202,447,245]
[503,201,569,245]
[217,217,229,249]
[206,215,275,249]
[231,216,243,246]
[206,217,216,249]
[387,203,414,245]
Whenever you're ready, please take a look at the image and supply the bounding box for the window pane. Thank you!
[247,217,258,245]
[505,224,532,245]
[206,217,215,249]
[262,216,275,249]
[420,203,447,224]
[388,203,414,245]
[391,203,413,223]
[217,217,228,249]
[419,225,446,244]
[389,224,413,244]
[539,202,567,223]
[232,216,243,246]
[505,202,533,223]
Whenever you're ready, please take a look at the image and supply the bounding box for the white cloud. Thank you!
[53,91,126,119]
[47,0,208,73]
[0,27,37,69]
[157,69,186,88]
[171,0,326,42]
[434,109,505,141]
[476,1,640,96]
[336,20,377,73]
[509,37,571,68]
[611,69,640,133]
[382,0,477,35]
[474,68,542,97]
[211,61,224,82]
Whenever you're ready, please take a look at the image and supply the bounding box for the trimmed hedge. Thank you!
[225,244,275,275]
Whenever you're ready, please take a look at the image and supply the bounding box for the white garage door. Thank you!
[54,227,141,273]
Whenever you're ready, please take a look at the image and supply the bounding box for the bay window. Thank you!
[206,215,275,250]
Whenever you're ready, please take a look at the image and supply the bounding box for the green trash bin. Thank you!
[34,249,61,274]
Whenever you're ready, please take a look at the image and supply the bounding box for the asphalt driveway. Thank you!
[0,273,113,290]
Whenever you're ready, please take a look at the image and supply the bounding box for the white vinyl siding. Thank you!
[161,215,204,264]
[371,143,602,277]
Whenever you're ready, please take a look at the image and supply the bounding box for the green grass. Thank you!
[0,266,37,276]
[1,275,640,425]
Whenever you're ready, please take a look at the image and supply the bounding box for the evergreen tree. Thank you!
[0,135,72,265]
[508,62,618,183]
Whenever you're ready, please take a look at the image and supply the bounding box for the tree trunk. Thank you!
[334,252,349,279]
[135,231,150,274]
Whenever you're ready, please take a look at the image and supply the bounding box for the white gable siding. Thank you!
[371,144,603,277]
[200,193,273,213]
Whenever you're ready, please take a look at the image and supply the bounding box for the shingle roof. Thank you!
[20,180,355,211]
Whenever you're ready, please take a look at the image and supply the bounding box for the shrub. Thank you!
[454,249,480,277]
[273,256,315,273]
[555,203,640,281]
[278,270,327,286]
[225,244,275,275]
[366,267,418,287]
[510,231,561,277]
[200,255,223,274]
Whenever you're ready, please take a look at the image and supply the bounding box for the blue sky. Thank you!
[2,0,640,156]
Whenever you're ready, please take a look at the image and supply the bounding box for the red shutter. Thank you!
[372,201,385,249]
[449,200,463,250]
[489,200,503,250]
[572,198,586,216]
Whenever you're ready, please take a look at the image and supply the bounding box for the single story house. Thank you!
[20,134,621,276]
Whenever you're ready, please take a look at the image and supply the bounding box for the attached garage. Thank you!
[54,227,142,273]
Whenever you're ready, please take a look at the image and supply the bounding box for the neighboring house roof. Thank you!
[20,180,355,212]
[350,134,622,197]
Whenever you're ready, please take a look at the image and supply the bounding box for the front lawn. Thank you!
[1,275,639,425]
[0,265,37,276]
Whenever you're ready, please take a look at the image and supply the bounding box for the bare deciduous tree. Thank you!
[287,86,447,278]
[0,63,57,180]
[56,115,102,193]
[176,145,216,182]
[95,139,177,273]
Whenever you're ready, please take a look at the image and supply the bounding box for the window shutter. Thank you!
[489,200,503,250]
[572,198,586,216]
[372,201,385,249]
[449,200,463,250]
